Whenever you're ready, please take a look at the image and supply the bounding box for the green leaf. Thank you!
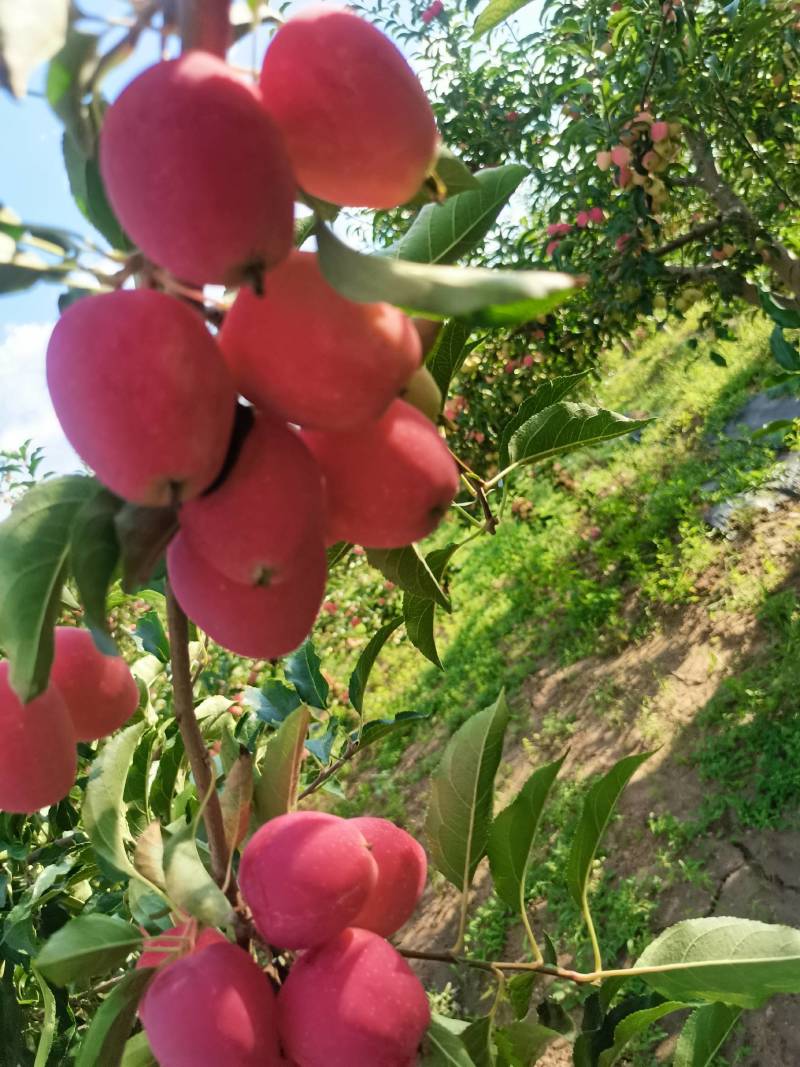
[285,639,328,709]
[760,291,800,329]
[219,751,253,855]
[425,692,510,890]
[70,487,121,643]
[348,618,402,714]
[422,1017,477,1065]
[673,1002,742,1066]
[404,543,460,669]
[32,968,56,1067]
[388,165,528,265]
[507,973,536,1020]
[367,545,451,611]
[243,682,301,725]
[0,475,97,700]
[317,223,577,328]
[326,540,351,567]
[494,1021,559,1066]
[253,705,311,825]
[634,917,800,1008]
[0,258,65,294]
[134,610,170,663]
[83,722,147,880]
[121,1031,157,1067]
[597,1001,687,1066]
[62,132,130,250]
[350,710,432,748]
[0,0,69,97]
[115,503,178,593]
[426,320,476,399]
[498,373,590,465]
[508,403,652,467]
[770,326,800,371]
[432,147,482,198]
[75,968,153,1067]
[35,915,142,986]
[473,0,535,38]
[462,1016,494,1067]
[487,754,565,913]
[46,27,98,150]
[567,752,652,909]
[163,816,234,928]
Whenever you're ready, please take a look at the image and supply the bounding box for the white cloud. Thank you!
[0,321,82,476]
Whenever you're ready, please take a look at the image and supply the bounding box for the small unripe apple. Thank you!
[0,661,76,813]
[166,532,326,661]
[50,627,138,742]
[398,366,442,422]
[220,252,421,431]
[260,7,438,208]
[239,811,378,949]
[140,941,283,1067]
[179,411,325,587]
[137,922,227,971]
[653,293,667,311]
[349,817,427,937]
[301,399,459,548]
[47,290,236,506]
[278,927,430,1067]
[100,53,295,285]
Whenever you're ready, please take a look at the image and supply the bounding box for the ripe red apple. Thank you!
[259,7,438,208]
[239,811,378,949]
[46,290,236,506]
[50,627,138,742]
[278,927,430,1067]
[140,941,283,1067]
[137,922,227,971]
[179,411,325,586]
[100,52,295,286]
[301,399,459,547]
[349,817,427,937]
[166,532,326,661]
[219,252,421,431]
[0,661,76,813]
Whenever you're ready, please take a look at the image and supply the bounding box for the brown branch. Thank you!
[87,1,160,97]
[651,218,723,258]
[662,263,761,307]
[179,0,231,55]
[297,740,360,801]
[397,947,587,984]
[165,583,230,888]
[640,12,669,109]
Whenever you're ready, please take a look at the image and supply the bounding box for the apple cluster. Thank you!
[138,811,430,1066]
[44,7,459,664]
[596,111,682,212]
[0,628,138,812]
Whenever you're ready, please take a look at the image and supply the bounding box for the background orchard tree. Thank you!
[1,1,800,1066]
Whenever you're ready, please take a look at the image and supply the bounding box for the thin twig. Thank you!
[297,740,360,800]
[87,1,161,97]
[165,584,230,889]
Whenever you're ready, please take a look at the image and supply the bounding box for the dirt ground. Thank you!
[395,506,800,1065]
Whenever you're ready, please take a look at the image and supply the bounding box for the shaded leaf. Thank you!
[770,326,800,371]
[0,475,97,700]
[134,610,170,663]
[133,820,165,889]
[495,1021,559,1066]
[163,816,234,928]
[121,1031,157,1067]
[32,968,56,1067]
[422,1016,477,1065]
[253,705,310,825]
[760,291,800,330]
[425,692,510,890]
[487,754,565,914]
[0,0,69,97]
[387,165,528,265]
[367,544,451,611]
[285,639,328,709]
[404,543,460,669]
[634,917,800,1008]
[243,682,301,725]
[75,968,154,1067]
[115,503,178,593]
[35,915,142,986]
[499,373,589,465]
[70,486,121,643]
[598,1001,687,1066]
[220,751,253,854]
[567,752,652,909]
[508,403,652,467]
[83,722,147,879]
[462,1015,494,1067]
[507,973,536,1020]
[317,223,577,327]
[426,320,476,399]
[349,617,402,714]
[673,1002,742,1066]
[46,26,98,150]
[350,709,432,748]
